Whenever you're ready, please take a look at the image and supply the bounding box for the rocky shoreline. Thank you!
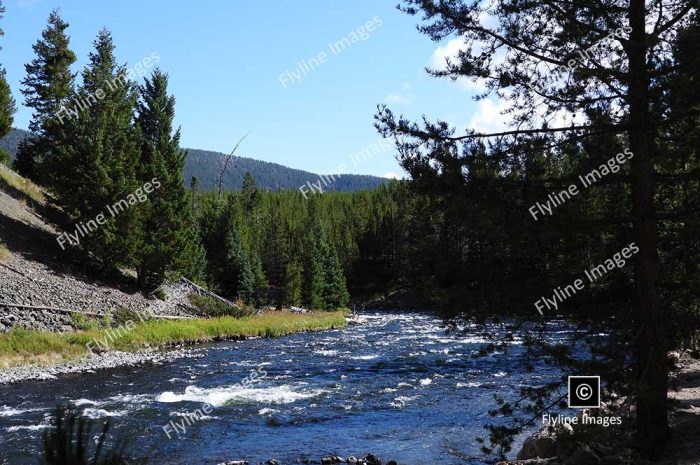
[218,453,397,465]
[0,346,201,385]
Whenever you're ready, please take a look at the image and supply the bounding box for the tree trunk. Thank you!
[627,0,669,456]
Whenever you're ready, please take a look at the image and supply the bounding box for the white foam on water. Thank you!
[73,399,98,406]
[81,408,130,419]
[391,395,420,408]
[349,355,378,360]
[257,407,279,415]
[493,371,508,378]
[456,382,482,388]
[170,411,217,420]
[7,424,49,432]
[156,384,326,407]
[0,406,42,417]
[108,393,152,404]
[419,378,432,386]
[314,349,339,356]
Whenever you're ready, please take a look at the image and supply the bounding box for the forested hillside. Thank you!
[0,128,387,192]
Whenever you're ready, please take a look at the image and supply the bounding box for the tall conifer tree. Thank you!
[135,69,205,290]
[0,1,15,165]
[15,9,75,179]
[53,29,138,268]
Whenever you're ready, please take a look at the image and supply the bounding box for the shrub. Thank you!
[153,287,167,301]
[70,313,98,331]
[0,148,10,167]
[188,293,253,318]
[111,308,147,327]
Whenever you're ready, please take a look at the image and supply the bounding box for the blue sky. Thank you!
[2,0,498,178]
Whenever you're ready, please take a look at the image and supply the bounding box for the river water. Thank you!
[0,312,569,464]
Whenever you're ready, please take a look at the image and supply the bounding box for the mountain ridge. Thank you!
[0,128,388,192]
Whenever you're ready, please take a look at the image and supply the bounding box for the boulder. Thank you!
[517,427,560,460]
[364,454,382,465]
[590,443,614,458]
[600,454,624,465]
[563,445,600,465]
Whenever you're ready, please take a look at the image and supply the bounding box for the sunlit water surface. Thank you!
[0,312,571,464]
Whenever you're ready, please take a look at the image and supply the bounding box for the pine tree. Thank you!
[222,224,252,300]
[134,69,205,290]
[322,245,349,309]
[0,1,15,159]
[52,29,138,268]
[284,261,303,306]
[190,176,199,216]
[15,9,76,180]
[250,255,268,306]
[0,72,14,138]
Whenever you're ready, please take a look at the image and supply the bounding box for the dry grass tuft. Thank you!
[0,243,10,262]
[0,164,46,204]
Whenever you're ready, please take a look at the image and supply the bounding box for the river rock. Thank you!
[322,457,344,464]
[590,443,614,458]
[517,426,560,460]
[600,454,625,465]
[364,454,382,465]
[347,457,358,463]
[563,444,600,465]
[495,459,561,465]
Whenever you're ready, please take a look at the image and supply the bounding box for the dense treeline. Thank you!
[8,8,354,310]
[374,0,700,459]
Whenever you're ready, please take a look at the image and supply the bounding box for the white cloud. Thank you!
[17,0,42,9]
[383,172,402,179]
[384,93,414,105]
[467,97,510,134]
[428,38,487,92]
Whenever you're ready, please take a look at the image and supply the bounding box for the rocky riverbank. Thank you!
[0,346,201,384]
[218,453,397,465]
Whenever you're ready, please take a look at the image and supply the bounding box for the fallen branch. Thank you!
[180,277,239,308]
[0,302,103,316]
[0,262,31,279]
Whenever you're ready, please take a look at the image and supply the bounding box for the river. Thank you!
[0,312,569,464]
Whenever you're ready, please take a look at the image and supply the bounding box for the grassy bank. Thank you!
[0,164,46,204]
[0,311,346,368]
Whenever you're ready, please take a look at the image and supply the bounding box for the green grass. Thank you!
[0,164,46,204]
[0,242,9,262]
[0,311,346,368]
